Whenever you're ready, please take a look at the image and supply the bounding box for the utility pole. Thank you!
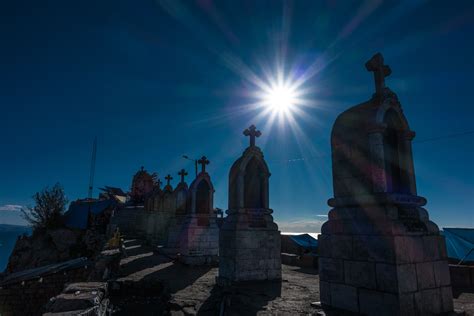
[88,137,97,199]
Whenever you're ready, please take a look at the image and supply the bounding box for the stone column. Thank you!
[399,130,417,195]
[368,127,388,193]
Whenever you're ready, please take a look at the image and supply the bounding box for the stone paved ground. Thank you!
[110,239,474,315]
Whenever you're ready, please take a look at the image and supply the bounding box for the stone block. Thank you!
[394,236,424,263]
[344,261,376,289]
[331,235,353,259]
[359,289,399,316]
[397,264,418,293]
[440,286,454,312]
[318,234,332,257]
[422,236,440,261]
[433,261,451,287]
[416,262,436,290]
[399,293,416,316]
[319,281,331,305]
[330,283,358,313]
[266,269,281,280]
[375,263,398,293]
[353,235,395,262]
[414,288,442,314]
[319,258,344,282]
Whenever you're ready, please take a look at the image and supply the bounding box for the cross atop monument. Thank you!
[198,156,210,173]
[243,124,261,147]
[165,174,173,186]
[178,169,188,183]
[365,52,391,95]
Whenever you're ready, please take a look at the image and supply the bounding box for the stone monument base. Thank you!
[319,198,453,315]
[178,215,219,265]
[218,218,281,285]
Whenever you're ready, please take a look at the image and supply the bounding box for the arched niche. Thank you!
[196,180,211,214]
[244,157,266,209]
[175,188,188,215]
[162,191,174,211]
[382,109,411,194]
[228,148,270,211]
[189,174,215,216]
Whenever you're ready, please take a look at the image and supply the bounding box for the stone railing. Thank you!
[0,258,92,316]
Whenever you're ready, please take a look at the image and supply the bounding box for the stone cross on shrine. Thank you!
[165,174,173,186]
[197,156,210,173]
[243,124,261,147]
[365,52,391,95]
[178,169,188,183]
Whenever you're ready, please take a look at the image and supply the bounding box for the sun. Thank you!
[263,83,297,114]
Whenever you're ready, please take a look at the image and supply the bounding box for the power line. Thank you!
[268,129,474,165]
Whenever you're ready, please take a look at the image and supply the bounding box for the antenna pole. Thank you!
[88,137,97,199]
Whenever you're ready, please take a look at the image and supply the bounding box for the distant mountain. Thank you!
[0,224,31,272]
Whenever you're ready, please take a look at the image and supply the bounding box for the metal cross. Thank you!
[165,174,173,186]
[197,156,210,173]
[243,125,261,147]
[365,53,391,95]
[178,169,188,183]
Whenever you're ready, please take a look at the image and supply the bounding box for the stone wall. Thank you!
[450,265,474,288]
[0,266,90,316]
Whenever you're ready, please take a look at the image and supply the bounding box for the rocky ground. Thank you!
[110,239,321,315]
[108,239,474,315]
[6,228,105,273]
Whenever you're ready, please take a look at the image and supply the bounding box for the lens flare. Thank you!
[263,83,297,114]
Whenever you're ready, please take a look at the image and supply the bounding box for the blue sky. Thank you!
[0,0,473,231]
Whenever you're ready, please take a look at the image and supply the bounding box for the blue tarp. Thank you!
[442,228,474,263]
[288,233,318,252]
[64,199,115,229]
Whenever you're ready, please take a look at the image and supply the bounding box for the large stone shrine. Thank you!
[318,53,453,315]
[178,156,219,265]
[218,125,281,284]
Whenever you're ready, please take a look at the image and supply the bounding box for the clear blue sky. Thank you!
[0,0,473,231]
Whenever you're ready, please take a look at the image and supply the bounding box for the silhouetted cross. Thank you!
[198,156,210,173]
[165,174,173,186]
[243,125,261,147]
[365,53,391,95]
[178,169,188,183]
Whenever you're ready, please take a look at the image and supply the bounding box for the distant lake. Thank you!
[0,224,31,272]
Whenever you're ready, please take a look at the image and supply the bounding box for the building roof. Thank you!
[63,199,115,229]
[442,228,474,263]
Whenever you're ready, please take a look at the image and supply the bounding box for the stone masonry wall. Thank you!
[319,211,453,315]
[0,266,90,316]
[219,229,281,282]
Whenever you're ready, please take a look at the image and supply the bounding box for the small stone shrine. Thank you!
[178,156,219,265]
[319,53,453,315]
[144,174,176,245]
[218,125,281,284]
[164,169,190,253]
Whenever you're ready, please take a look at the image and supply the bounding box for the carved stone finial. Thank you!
[165,174,173,186]
[243,125,261,147]
[197,156,210,173]
[365,53,391,95]
[178,169,188,183]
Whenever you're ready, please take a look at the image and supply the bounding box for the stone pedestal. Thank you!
[218,208,281,284]
[179,215,219,265]
[145,211,173,246]
[319,196,453,315]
